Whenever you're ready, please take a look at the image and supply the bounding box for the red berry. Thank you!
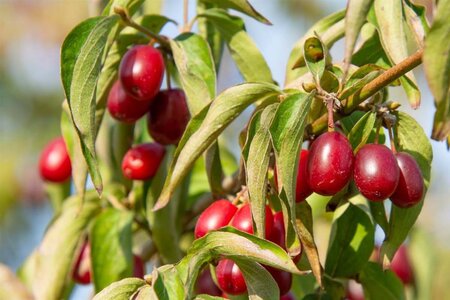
[269,211,286,248]
[147,89,190,145]
[39,137,72,183]
[307,132,354,195]
[390,152,424,208]
[195,268,222,296]
[107,80,151,123]
[73,242,91,285]
[119,45,165,101]
[266,266,292,296]
[281,292,296,300]
[391,245,414,285]
[347,280,365,300]
[296,149,313,201]
[133,255,145,278]
[353,144,399,201]
[194,200,238,239]
[230,203,274,239]
[121,143,165,180]
[216,259,247,295]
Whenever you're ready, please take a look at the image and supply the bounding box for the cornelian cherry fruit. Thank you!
[194,200,238,239]
[195,268,222,296]
[216,259,247,295]
[39,137,72,183]
[121,143,165,180]
[230,203,274,238]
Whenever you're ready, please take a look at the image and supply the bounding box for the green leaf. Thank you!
[102,0,145,16]
[195,295,226,300]
[303,36,328,84]
[200,0,271,24]
[93,278,146,300]
[245,104,279,238]
[91,208,134,292]
[198,8,273,83]
[374,0,421,108]
[285,10,345,85]
[152,265,185,300]
[270,92,314,254]
[339,66,382,101]
[381,111,432,265]
[423,0,450,141]
[359,262,405,300]
[234,258,279,300]
[325,203,374,278]
[347,111,377,153]
[154,83,281,210]
[0,264,33,300]
[343,0,374,73]
[171,32,216,114]
[61,15,119,193]
[30,192,101,299]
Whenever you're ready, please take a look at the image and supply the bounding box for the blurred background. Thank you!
[0,0,448,299]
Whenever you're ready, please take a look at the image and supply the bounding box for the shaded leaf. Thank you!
[423,0,450,141]
[93,278,146,300]
[91,208,134,292]
[302,37,328,84]
[359,262,405,300]
[152,265,185,300]
[347,111,377,153]
[198,9,273,83]
[200,0,271,24]
[154,83,281,210]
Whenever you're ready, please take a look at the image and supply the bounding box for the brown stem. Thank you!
[326,98,335,132]
[308,49,423,135]
[183,0,189,30]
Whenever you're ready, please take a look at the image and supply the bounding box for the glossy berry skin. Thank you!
[121,143,165,180]
[354,144,400,201]
[107,80,151,123]
[133,255,145,278]
[281,292,296,300]
[72,242,91,285]
[216,259,247,295]
[39,137,72,183]
[230,203,274,239]
[195,268,222,296]
[391,245,414,285]
[269,212,302,263]
[148,89,190,145]
[390,152,424,208]
[266,266,292,296]
[119,45,165,101]
[307,132,354,196]
[296,149,313,202]
[194,200,238,239]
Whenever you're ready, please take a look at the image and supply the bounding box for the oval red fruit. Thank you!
[39,137,72,183]
[230,203,274,238]
[194,200,238,239]
[195,268,222,296]
[216,259,247,295]
[72,242,91,285]
[121,143,165,180]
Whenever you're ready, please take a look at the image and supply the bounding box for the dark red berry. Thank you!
[269,211,286,248]
[121,143,165,180]
[133,255,145,278]
[107,80,151,123]
[216,259,247,295]
[266,266,292,296]
[39,137,72,183]
[194,200,238,239]
[390,152,424,208]
[73,242,91,285]
[195,268,222,296]
[307,132,354,195]
[296,149,313,202]
[119,45,165,101]
[353,144,399,201]
[391,245,414,285]
[230,203,274,239]
[281,292,296,300]
[147,89,190,145]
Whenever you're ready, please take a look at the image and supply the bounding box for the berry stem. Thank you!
[114,6,170,48]
[183,0,189,31]
[325,95,335,132]
[385,118,397,154]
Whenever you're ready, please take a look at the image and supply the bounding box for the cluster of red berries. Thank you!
[276,131,424,208]
[72,241,145,285]
[193,200,299,297]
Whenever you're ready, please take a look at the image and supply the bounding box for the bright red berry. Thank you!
[133,255,145,278]
[72,242,91,285]
[39,137,72,183]
[269,212,302,263]
[121,143,165,180]
[195,268,222,296]
[119,45,165,101]
[216,259,247,295]
[107,80,151,123]
[391,245,414,285]
[230,203,274,239]
[281,292,296,300]
[353,144,399,201]
[266,266,292,296]
[390,152,424,208]
[194,200,238,239]
[296,149,313,201]
[147,89,190,145]
[307,132,354,195]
